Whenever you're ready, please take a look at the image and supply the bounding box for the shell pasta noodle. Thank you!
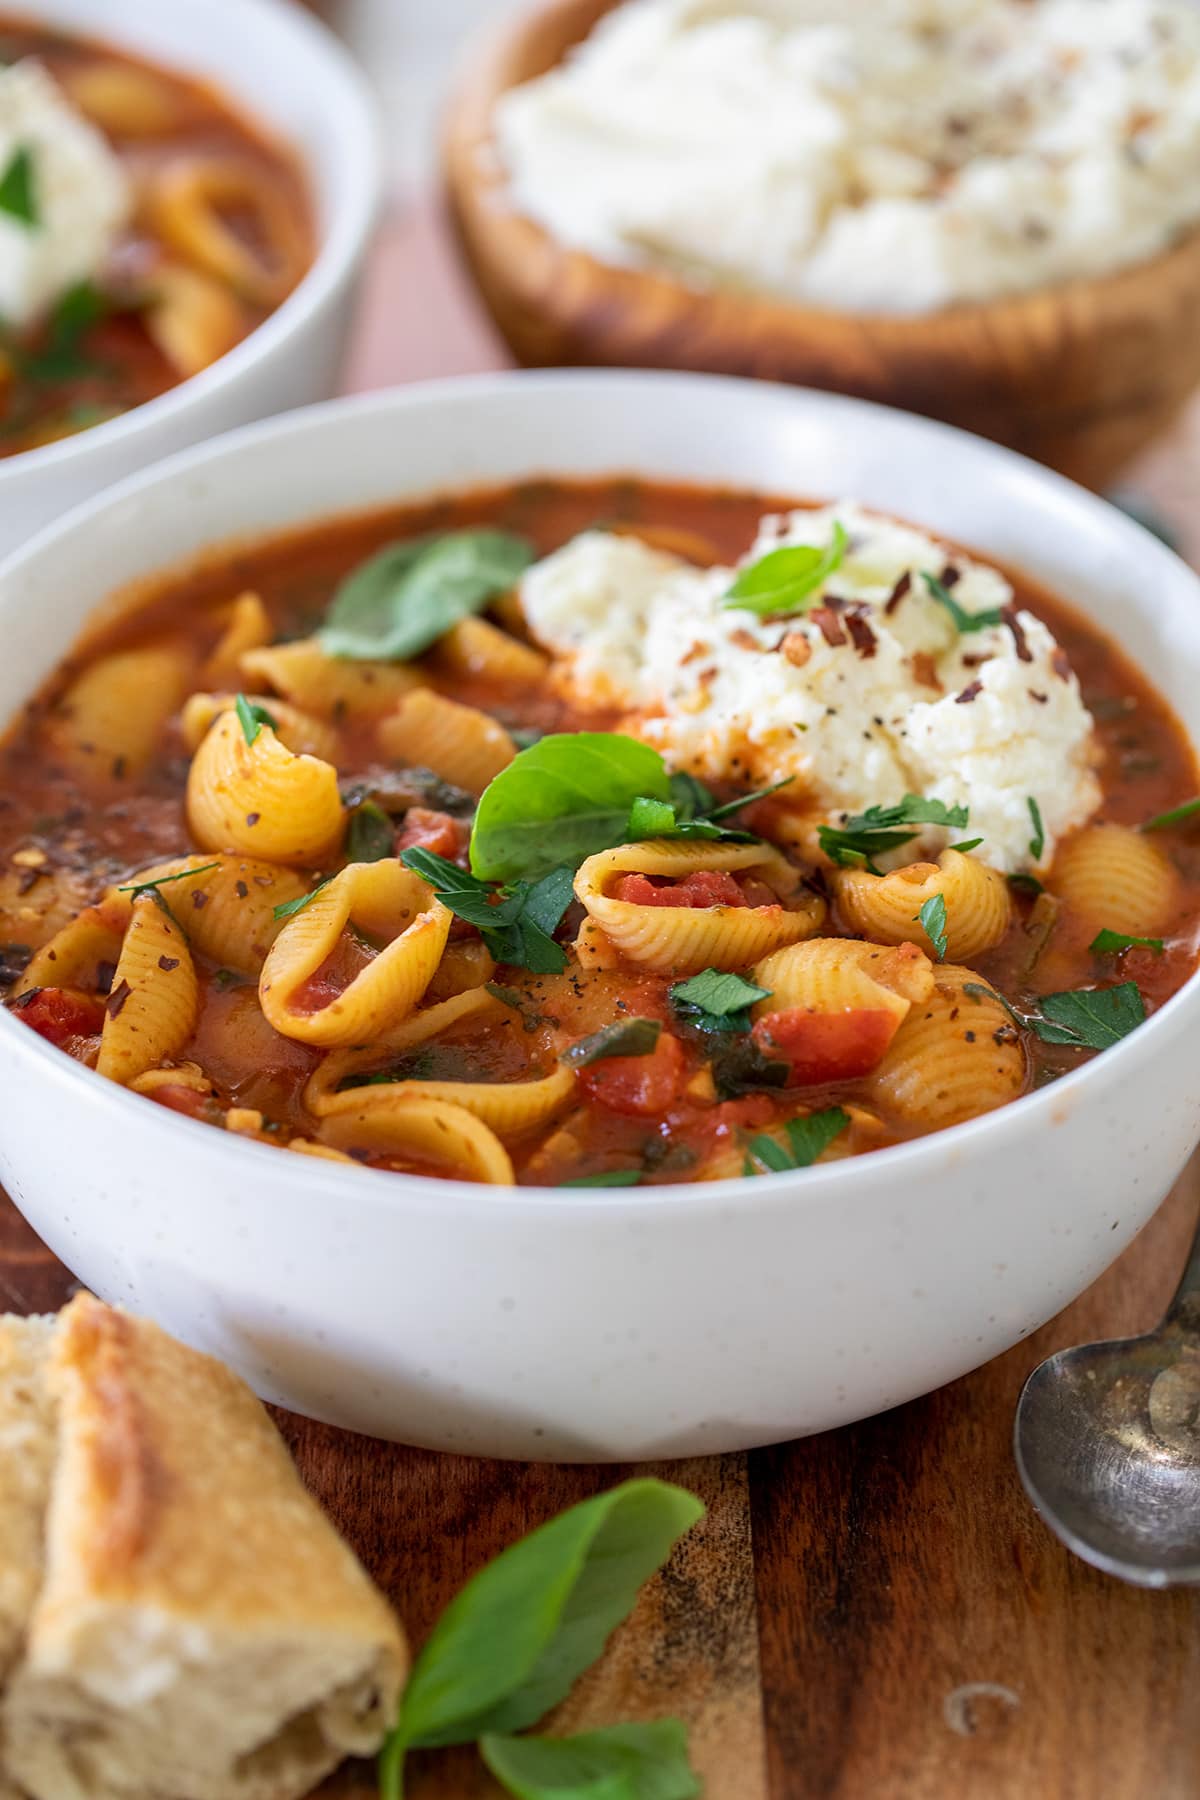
[2,473,1200,1187]
[0,17,314,459]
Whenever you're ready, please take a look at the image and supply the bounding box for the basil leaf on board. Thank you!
[345,799,395,864]
[480,1721,700,1800]
[0,144,36,225]
[234,693,277,746]
[817,796,969,874]
[724,521,848,618]
[920,571,1006,633]
[380,1480,705,1785]
[319,529,534,662]
[1027,796,1045,863]
[915,894,948,961]
[400,848,573,974]
[1090,929,1164,956]
[561,1019,662,1067]
[744,1107,850,1175]
[273,877,333,921]
[670,968,770,1034]
[116,863,220,895]
[558,1170,643,1188]
[470,734,671,883]
[1141,796,1200,832]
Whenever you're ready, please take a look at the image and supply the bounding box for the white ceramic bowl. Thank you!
[2,371,1199,1462]
[0,0,380,560]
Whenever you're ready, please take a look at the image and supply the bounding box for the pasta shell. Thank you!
[130,1063,214,1100]
[318,1096,515,1184]
[200,592,272,687]
[832,849,1012,961]
[286,1138,358,1164]
[377,691,516,794]
[574,839,824,975]
[44,645,190,786]
[239,638,425,722]
[867,963,1027,1130]
[1049,823,1178,936]
[143,261,246,379]
[147,156,309,307]
[751,938,934,1030]
[18,895,130,996]
[260,859,450,1047]
[181,692,340,764]
[64,60,180,135]
[96,895,199,1087]
[186,709,344,866]
[304,987,505,1114]
[320,1065,577,1140]
[425,939,497,1002]
[0,863,97,954]
[125,854,308,974]
[433,617,549,686]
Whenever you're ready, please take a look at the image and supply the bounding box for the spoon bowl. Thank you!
[1015,1226,1200,1587]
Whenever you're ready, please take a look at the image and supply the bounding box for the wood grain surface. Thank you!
[5,199,1200,1798]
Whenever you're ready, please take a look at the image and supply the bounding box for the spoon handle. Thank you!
[1165,1204,1200,1336]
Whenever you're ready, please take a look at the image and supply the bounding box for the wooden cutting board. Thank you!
[4,196,1200,1797]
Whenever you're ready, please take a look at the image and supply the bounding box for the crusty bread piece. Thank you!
[1,1294,407,1800]
[0,1317,56,1684]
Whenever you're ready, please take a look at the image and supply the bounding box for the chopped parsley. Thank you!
[817,795,969,874]
[560,1019,662,1067]
[344,799,394,864]
[670,968,771,1034]
[743,1108,850,1175]
[1089,929,1164,956]
[0,144,36,226]
[1141,796,1200,833]
[273,877,333,921]
[235,693,277,747]
[558,1170,644,1188]
[117,862,220,896]
[963,979,1146,1049]
[920,571,1006,633]
[915,893,948,961]
[1027,796,1045,862]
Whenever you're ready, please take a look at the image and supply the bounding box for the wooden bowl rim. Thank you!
[444,0,1200,344]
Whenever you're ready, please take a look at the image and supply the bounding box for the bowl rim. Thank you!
[3,366,1200,1222]
[446,0,1200,334]
[0,0,383,483]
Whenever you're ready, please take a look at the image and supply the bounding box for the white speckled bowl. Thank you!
[0,0,380,560]
[1,371,1199,1461]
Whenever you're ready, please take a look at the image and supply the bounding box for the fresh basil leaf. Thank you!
[915,893,948,961]
[724,521,847,617]
[471,734,671,883]
[401,848,572,973]
[745,1107,849,1174]
[667,772,714,820]
[920,571,1006,633]
[0,144,36,225]
[389,1480,705,1753]
[670,969,770,1030]
[1141,796,1200,832]
[1036,982,1146,1048]
[117,862,220,895]
[561,1019,662,1067]
[1090,928,1164,956]
[559,1170,643,1188]
[1027,796,1045,862]
[319,529,533,662]
[817,795,969,873]
[234,692,276,746]
[480,1721,699,1800]
[628,796,677,837]
[273,877,333,920]
[345,799,395,864]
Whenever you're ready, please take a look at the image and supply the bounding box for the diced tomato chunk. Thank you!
[752,1006,897,1084]
[580,1031,687,1116]
[146,1083,212,1121]
[12,987,105,1050]
[613,870,750,909]
[708,1094,778,1138]
[396,808,464,860]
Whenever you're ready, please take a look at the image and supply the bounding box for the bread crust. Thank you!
[1,1295,408,1800]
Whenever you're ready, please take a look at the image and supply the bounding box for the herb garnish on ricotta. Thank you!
[518,504,1101,874]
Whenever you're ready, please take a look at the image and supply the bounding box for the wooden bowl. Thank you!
[445,0,1200,489]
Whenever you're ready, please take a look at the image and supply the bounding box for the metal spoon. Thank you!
[1014,1214,1200,1587]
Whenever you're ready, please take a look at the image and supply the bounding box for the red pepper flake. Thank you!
[911,651,942,690]
[844,607,877,659]
[955,680,983,705]
[779,631,812,669]
[680,641,707,666]
[885,571,911,614]
[105,979,132,1019]
[96,959,116,995]
[1002,605,1032,663]
[1052,648,1072,681]
[11,987,40,1009]
[157,955,180,972]
[730,628,760,652]
[245,812,260,827]
[15,867,42,895]
[191,890,209,910]
[1028,689,1048,704]
[235,880,249,898]
[960,651,990,668]
[253,874,274,888]
[940,563,961,588]
[111,755,127,780]
[811,607,846,647]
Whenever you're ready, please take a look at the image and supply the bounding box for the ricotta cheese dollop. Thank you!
[519,504,1101,874]
[0,60,131,330]
[496,0,1200,314]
